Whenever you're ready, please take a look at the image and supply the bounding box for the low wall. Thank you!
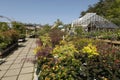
[0,43,18,57]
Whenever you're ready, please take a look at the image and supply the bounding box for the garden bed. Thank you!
[32,26,120,80]
[0,42,18,57]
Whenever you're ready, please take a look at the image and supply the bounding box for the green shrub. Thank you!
[0,22,9,31]
[19,34,26,39]
[49,28,65,47]
[52,40,78,60]
[75,41,120,80]
[72,38,96,50]
[35,30,120,80]
[0,29,19,51]
[39,33,51,47]
[0,42,8,50]
[37,56,81,80]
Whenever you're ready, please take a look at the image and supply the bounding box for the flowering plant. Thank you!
[34,39,52,58]
[34,27,120,80]
[39,33,51,47]
[0,29,19,51]
[82,43,99,57]
[52,40,78,60]
[49,28,65,47]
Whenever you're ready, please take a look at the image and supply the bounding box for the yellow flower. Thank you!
[82,43,99,57]
[52,42,78,59]
[60,40,66,45]
[33,47,41,54]
[103,77,108,80]
[45,77,50,80]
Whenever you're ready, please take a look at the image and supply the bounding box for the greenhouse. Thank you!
[72,13,118,31]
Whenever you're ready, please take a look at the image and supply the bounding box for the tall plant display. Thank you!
[0,29,19,52]
[49,28,65,47]
[12,21,26,40]
[0,21,19,56]
[0,22,9,32]
[34,24,120,80]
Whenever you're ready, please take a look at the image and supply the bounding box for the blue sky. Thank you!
[0,0,99,25]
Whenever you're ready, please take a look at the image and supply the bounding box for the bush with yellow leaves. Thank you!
[82,43,99,57]
[52,40,78,60]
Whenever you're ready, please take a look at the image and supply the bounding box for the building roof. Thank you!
[72,13,118,28]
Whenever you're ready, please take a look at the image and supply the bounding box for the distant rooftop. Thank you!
[72,13,118,29]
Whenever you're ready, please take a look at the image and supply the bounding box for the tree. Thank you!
[80,0,120,26]
[49,28,65,47]
[53,19,63,28]
[75,26,84,36]
[12,21,26,34]
[0,22,9,32]
[38,24,51,36]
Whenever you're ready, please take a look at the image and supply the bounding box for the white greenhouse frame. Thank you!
[72,13,118,32]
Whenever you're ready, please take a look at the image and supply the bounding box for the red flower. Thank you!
[114,59,120,63]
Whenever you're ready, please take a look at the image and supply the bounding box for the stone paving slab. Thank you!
[20,67,34,74]
[4,69,20,77]
[2,76,17,80]
[18,54,27,57]
[6,57,16,61]
[18,73,33,80]
[23,62,34,67]
[2,61,14,65]
[9,54,19,57]
[0,65,10,70]
[9,64,22,69]
[0,38,36,80]
[0,71,6,78]
[13,59,24,64]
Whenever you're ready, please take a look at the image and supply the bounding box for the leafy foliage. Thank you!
[53,40,78,60]
[39,33,52,47]
[80,0,120,26]
[35,24,120,80]
[0,22,9,31]
[82,43,99,57]
[53,19,63,28]
[0,29,19,51]
[75,25,84,37]
[12,21,26,40]
[12,21,26,36]
[49,28,65,47]
[38,24,51,36]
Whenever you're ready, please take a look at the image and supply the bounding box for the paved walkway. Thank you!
[0,38,36,80]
